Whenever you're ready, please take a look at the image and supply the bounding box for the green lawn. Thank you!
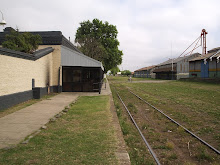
[108,76,156,82]
[120,80,220,150]
[0,96,118,165]
[127,81,220,124]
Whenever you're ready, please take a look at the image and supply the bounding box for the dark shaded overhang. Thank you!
[153,66,176,73]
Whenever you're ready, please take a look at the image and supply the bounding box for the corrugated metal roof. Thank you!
[61,45,104,71]
[156,57,184,66]
[190,52,214,61]
[156,59,172,66]
[134,65,155,72]
[211,50,220,58]
[156,53,200,65]
[190,47,220,61]
[207,47,220,53]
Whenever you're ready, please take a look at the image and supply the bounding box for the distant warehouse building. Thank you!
[153,53,200,80]
[189,47,220,78]
[134,65,155,78]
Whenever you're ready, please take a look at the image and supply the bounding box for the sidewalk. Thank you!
[0,93,78,149]
[0,82,112,149]
[0,80,130,164]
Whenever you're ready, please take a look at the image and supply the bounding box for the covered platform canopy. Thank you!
[61,46,104,92]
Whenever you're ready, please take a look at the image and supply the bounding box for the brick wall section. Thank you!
[0,90,33,110]
[0,51,53,96]
[38,45,61,86]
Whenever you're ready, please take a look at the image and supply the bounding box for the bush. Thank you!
[2,29,42,53]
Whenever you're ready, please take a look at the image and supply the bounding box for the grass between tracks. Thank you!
[112,87,155,165]
[125,80,220,149]
[0,96,118,165]
[109,76,220,164]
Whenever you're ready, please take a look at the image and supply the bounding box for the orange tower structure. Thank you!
[201,29,208,55]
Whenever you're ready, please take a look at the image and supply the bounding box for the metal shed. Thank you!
[61,46,104,92]
[153,59,178,80]
[176,53,200,79]
[134,65,155,78]
[153,53,200,80]
[189,48,220,78]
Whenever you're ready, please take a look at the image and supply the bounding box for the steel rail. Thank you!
[129,90,220,155]
[116,91,161,165]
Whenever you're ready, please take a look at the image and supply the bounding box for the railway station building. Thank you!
[0,27,104,111]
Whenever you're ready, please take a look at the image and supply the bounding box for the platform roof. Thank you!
[61,45,104,71]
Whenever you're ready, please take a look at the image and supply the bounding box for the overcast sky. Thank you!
[1,0,220,71]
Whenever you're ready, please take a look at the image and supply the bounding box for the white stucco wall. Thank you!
[0,52,53,96]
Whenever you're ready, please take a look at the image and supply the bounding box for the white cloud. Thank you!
[1,0,220,71]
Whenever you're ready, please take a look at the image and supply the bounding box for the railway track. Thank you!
[115,88,220,164]
[117,92,161,165]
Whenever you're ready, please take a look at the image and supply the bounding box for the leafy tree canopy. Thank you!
[110,66,120,76]
[75,18,123,72]
[77,36,108,62]
[2,29,42,54]
[121,70,131,76]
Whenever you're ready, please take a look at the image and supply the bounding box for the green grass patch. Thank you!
[127,103,138,114]
[124,80,220,150]
[0,96,118,165]
[196,150,213,162]
[167,153,178,160]
[108,76,157,82]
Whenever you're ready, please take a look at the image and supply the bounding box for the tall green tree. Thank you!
[75,18,123,72]
[121,70,131,76]
[2,29,42,54]
[77,36,108,62]
[110,66,120,76]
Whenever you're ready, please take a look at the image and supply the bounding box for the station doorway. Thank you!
[62,66,103,92]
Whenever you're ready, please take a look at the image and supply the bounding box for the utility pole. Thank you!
[171,42,174,80]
